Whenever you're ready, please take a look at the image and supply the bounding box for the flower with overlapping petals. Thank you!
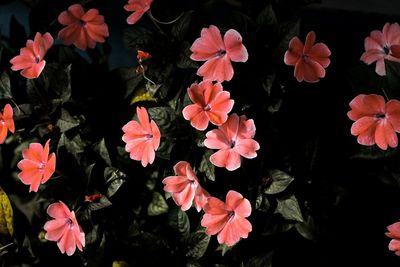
[347,94,400,150]
[58,4,109,50]
[204,114,260,171]
[190,25,248,82]
[44,201,85,256]
[284,31,331,83]
[0,104,15,144]
[183,81,234,131]
[201,190,252,247]
[122,106,161,167]
[10,32,53,79]
[17,140,56,192]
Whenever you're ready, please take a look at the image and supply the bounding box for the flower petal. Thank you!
[224,29,248,62]
[284,37,303,66]
[197,55,234,82]
[190,25,225,61]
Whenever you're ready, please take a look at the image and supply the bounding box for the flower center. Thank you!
[383,46,390,55]
[230,140,236,148]
[78,20,87,27]
[216,50,226,57]
[375,112,386,119]
[0,119,5,125]
[38,161,46,173]
[145,133,153,139]
[35,57,40,64]
[66,218,73,226]
[204,104,211,111]
[302,54,310,63]
[227,210,234,218]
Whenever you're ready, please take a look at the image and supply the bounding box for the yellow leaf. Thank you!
[130,87,157,105]
[0,186,13,236]
[112,261,129,267]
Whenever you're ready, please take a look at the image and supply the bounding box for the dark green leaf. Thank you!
[186,230,210,260]
[257,4,277,27]
[104,167,127,198]
[186,259,202,267]
[93,138,112,166]
[57,133,87,162]
[262,215,294,236]
[276,195,304,222]
[351,145,397,160]
[245,252,273,267]
[255,193,270,213]
[156,138,174,160]
[295,214,316,241]
[278,19,300,53]
[122,26,154,50]
[177,42,198,69]
[0,72,12,99]
[264,169,294,194]
[147,192,168,216]
[56,108,80,133]
[87,195,112,211]
[167,207,190,238]
[216,243,233,256]
[385,60,400,99]
[113,67,143,98]
[172,11,193,41]
[49,64,72,103]
[147,106,177,134]
[199,150,215,181]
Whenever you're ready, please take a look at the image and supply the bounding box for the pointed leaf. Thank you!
[0,187,13,236]
[147,192,168,216]
[199,150,215,181]
[276,195,304,222]
[264,169,294,194]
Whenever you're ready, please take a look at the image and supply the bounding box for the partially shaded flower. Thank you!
[190,25,248,82]
[44,201,85,256]
[201,190,252,247]
[204,114,260,171]
[10,32,53,79]
[122,106,161,167]
[58,4,109,50]
[136,50,151,73]
[183,81,234,131]
[347,94,400,150]
[0,104,15,144]
[84,193,103,203]
[124,0,153,25]
[162,161,209,211]
[361,23,400,76]
[17,140,56,192]
[284,31,331,83]
[386,221,400,256]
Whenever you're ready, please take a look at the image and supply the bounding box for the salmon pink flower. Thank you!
[190,25,248,82]
[124,0,153,25]
[347,94,400,150]
[361,23,400,76]
[44,201,85,256]
[58,4,109,50]
[204,114,260,171]
[183,81,234,131]
[162,161,209,211]
[122,106,161,167]
[201,190,252,247]
[17,140,56,192]
[386,221,400,256]
[10,32,53,79]
[284,31,331,83]
[0,104,15,144]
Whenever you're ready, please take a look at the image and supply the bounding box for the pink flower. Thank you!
[122,106,161,167]
[284,31,331,83]
[58,4,109,50]
[182,81,234,131]
[347,94,400,150]
[162,161,209,212]
[10,32,53,79]
[204,114,260,171]
[44,201,85,256]
[201,190,252,247]
[386,222,400,256]
[0,104,15,144]
[360,23,400,76]
[124,0,153,25]
[190,25,248,82]
[17,140,56,192]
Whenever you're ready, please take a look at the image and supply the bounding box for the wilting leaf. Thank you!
[199,150,215,181]
[172,11,193,41]
[131,87,157,104]
[104,167,127,198]
[0,72,12,99]
[147,192,168,216]
[245,252,273,267]
[112,261,130,267]
[0,187,13,236]
[186,230,210,260]
[167,207,190,238]
[93,138,112,166]
[56,108,80,133]
[264,169,294,194]
[276,195,304,222]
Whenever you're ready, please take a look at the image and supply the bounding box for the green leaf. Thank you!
[114,67,143,98]
[245,252,273,267]
[167,207,190,238]
[257,4,277,27]
[199,150,215,181]
[172,11,193,41]
[295,215,317,241]
[186,230,210,260]
[177,43,198,69]
[147,192,169,216]
[49,64,72,103]
[276,195,304,222]
[0,72,12,99]
[156,138,175,160]
[57,133,87,161]
[278,19,300,53]
[216,243,233,256]
[0,187,13,236]
[147,106,177,134]
[122,26,154,50]
[262,215,294,236]
[264,169,294,194]
[93,138,112,166]
[56,108,80,133]
[351,145,397,160]
[104,167,127,198]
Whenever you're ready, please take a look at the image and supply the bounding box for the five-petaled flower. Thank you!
[361,22,400,76]
[44,201,85,256]
[183,81,234,131]
[201,190,252,247]
[124,0,153,25]
[347,94,400,150]
[122,106,161,167]
[386,221,400,256]
[17,140,56,192]
[204,113,260,171]
[10,32,53,79]
[190,25,248,82]
[0,104,15,144]
[162,161,209,212]
[284,31,331,83]
[58,4,109,50]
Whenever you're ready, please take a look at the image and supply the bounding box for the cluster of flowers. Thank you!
[4,0,400,257]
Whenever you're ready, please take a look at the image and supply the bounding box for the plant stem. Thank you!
[147,10,184,25]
